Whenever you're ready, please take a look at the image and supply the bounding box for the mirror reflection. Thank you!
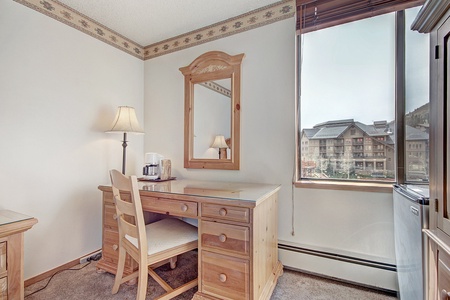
[193,78,231,159]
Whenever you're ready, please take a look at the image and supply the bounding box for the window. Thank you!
[405,7,429,183]
[297,5,429,186]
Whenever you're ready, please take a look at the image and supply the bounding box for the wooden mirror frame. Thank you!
[180,51,244,170]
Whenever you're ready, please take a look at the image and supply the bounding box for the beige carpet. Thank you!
[25,251,397,299]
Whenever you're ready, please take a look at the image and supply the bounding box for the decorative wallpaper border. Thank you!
[200,81,231,98]
[13,0,295,60]
[143,0,295,60]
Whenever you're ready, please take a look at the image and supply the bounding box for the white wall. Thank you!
[0,1,144,279]
[0,0,397,288]
[144,19,296,185]
[144,17,397,289]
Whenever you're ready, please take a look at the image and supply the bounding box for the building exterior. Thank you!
[405,125,429,181]
[300,119,429,181]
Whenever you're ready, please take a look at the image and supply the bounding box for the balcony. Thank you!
[334,140,344,146]
[334,146,344,154]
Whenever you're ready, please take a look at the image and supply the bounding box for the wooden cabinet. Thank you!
[412,1,450,298]
[97,180,282,300]
[0,210,37,300]
[434,4,450,237]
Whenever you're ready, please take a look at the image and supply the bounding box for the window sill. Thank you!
[294,179,394,193]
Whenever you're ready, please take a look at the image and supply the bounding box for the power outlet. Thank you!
[79,250,102,264]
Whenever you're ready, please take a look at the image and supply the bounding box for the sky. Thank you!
[300,7,429,129]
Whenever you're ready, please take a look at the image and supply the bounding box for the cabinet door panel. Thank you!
[438,249,450,300]
[437,16,450,235]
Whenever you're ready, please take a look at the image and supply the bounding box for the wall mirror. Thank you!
[180,51,244,170]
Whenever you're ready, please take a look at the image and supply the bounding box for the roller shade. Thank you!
[296,0,425,34]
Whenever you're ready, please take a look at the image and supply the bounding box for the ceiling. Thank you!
[57,0,282,46]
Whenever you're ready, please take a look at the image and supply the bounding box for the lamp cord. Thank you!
[24,262,91,298]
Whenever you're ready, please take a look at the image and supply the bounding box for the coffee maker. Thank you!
[142,152,163,180]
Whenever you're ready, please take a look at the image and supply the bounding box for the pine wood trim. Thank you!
[295,180,393,193]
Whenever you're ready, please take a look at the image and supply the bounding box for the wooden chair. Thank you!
[109,169,198,300]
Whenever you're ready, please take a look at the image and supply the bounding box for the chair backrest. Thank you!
[109,169,147,253]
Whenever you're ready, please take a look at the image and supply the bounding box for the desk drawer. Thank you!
[103,229,120,265]
[104,203,118,230]
[201,251,249,300]
[201,203,249,223]
[141,197,197,218]
[201,221,249,256]
[103,229,136,273]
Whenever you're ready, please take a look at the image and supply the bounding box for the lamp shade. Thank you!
[106,106,144,133]
[211,135,228,148]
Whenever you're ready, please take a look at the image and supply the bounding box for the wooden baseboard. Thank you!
[24,249,102,287]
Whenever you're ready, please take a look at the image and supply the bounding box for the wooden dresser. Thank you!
[97,179,282,300]
[0,210,37,300]
[411,1,450,299]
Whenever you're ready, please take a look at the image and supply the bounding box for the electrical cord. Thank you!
[25,254,101,298]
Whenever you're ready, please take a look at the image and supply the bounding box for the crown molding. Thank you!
[13,0,295,60]
[411,0,450,33]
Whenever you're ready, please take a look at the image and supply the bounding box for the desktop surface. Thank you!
[137,179,280,202]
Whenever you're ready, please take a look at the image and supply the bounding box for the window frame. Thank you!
[295,9,415,193]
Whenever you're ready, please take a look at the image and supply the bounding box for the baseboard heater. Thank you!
[278,243,396,272]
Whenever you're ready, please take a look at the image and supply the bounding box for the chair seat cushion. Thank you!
[125,218,198,255]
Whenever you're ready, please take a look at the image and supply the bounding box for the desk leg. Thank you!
[7,232,25,300]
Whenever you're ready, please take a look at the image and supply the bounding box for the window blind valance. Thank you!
[296,0,425,34]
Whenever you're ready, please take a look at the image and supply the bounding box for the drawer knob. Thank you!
[181,204,188,212]
[219,273,227,283]
[113,214,118,220]
[112,244,118,251]
[441,289,450,300]
[219,234,227,243]
[219,208,227,216]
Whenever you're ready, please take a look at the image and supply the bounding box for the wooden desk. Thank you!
[98,180,282,300]
[0,210,38,300]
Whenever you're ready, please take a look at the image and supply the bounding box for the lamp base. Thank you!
[121,132,128,174]
[219,148,227,159]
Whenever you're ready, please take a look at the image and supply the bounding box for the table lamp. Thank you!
[106,106,144,174]
[211,135,228,159]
